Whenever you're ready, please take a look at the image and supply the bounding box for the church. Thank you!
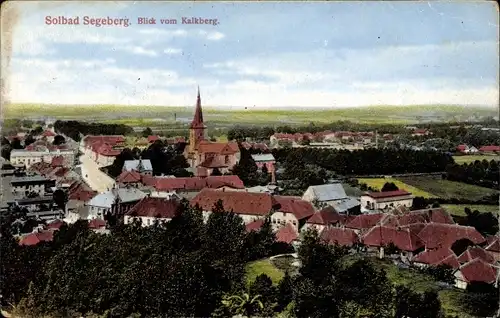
[184,88,240,176]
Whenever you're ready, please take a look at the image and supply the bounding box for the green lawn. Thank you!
[442,204,499,216]
[397,176,499,201]
[357,178,437,198]
[453,155,500,164]
[245,259,284,286]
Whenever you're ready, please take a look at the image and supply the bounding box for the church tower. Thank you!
[188,86,207,154]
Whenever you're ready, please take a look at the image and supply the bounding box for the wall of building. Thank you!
[360,196,413,210]
[270,211,299,231]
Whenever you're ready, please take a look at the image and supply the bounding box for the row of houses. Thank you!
[456,144,500,154]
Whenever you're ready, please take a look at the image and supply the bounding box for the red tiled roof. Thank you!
[19,231,54,246]
[385,208,455,227]
[47,219,65,230]
[276,223,299,244]
[479,145,500,152]
[320,227,359,247]
[147,135,160,143]
[485,236,500,252]
[42,130,56,137]
[51,156,64,167]
[413,129,428,134]
[117,170,142,183]
[306,206,347,225]
[151,175,244,192]
[458,258,498,284]
[252,143,269,151]
[346,213,385,230]
[88,218,106,229]
[457,246,496,264]
[362,226,424,251]
[126,197,181,219]
[413,247,460,269]
[417,223,485,250]
[68,182,97,202]
[246,219,265,232]
[364,190,412,199]
[197,141,239,154]
[191,189,279,216]
[274,196,315,220]
[456,145,467,151]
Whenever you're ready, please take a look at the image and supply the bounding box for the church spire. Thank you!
[191,86,204,128]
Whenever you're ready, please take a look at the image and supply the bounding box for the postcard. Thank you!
[0,1,499,318]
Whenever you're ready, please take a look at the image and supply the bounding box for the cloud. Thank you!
[163,48,182,55]
[116,45,158,57]
[198,30,225,41]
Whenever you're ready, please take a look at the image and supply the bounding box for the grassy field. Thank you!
[357,178,437,198]
[3,103,498,126]
[245,259,284,286]
[453,155,500,164]
[397,176,499,201]
[441,204,499,216]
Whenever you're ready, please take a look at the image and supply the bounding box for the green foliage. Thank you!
[394,286,444,318]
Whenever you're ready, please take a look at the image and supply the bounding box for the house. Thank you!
[412,247,461,269]
[123,159,153,175]
[416,223,485,250]
[10,149,75,169]
[124,197,182,227]
[320,226,359,248]
[454,258,498,289]
[142,175,245,199]
[190,188,281,223]
[246,219,265,232]
[81,135,124,167]
[485,236,500,262]
[456,144,479,154]
[345,213,386,234]
[457,246,496,264]
[276,223,299,244]
[10,175,55,196]
[88,218,108,234]
[184,88,240,175]
[360,190,414,211]
[302,183,353,208]
[411,129,430,137]
[116,170,143,186]
[479,145,500,153]
[271,196,315,232]
[41,130,56,142]
[303,206,354,233]
[86,187,147,220]
[361,225,425,258]
[19,229,54,246]
[251,154,276,172]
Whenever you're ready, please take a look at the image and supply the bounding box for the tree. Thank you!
[10,138,23,149]
[424,264,455,285]
[231,146,259,186]
[52,189,68,211]
[141,127,153,137]
[52,135,66,145]
[381,182,399,192]
[394,286,443,318]
[461,282,499,317]
[24,134,36,147]
[220,292,264,317]
[465,209,498,236]
[276,271,293,312]
[249,274,278,315]
[450,238,475,256]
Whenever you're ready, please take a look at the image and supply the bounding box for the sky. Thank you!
[2,1,499,109]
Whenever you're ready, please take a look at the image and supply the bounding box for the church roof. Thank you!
[190,87,206,129]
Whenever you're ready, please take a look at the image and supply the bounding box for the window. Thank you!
[225,155,229,164]
[292,221,297,226]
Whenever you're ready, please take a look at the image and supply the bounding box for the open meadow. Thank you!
[246,255,470,317]
[453,155,500,164]
[396,176,499,201]
[3,103,498,127]
[441,204,498,216]
[357,178,437,198]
